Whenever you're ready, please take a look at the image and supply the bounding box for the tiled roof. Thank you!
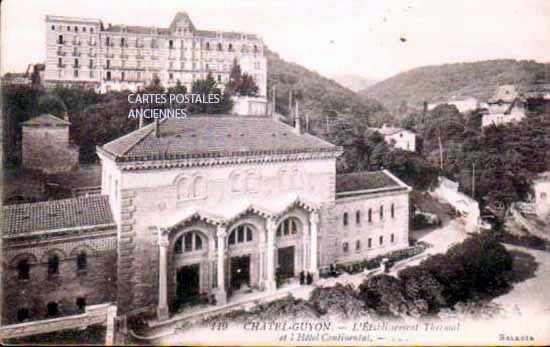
[100,116,338,161]
[21,114,70,126]
[488,85,519,103]
[335,171,402,193]
[371,126,409,136]
[2,195,114,237]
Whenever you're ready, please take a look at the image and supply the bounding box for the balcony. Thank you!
[89,65,95,69]
[105,42,114,47]
[151,56,159,60]
[136,55,144,60]
[103,65,111,69]
[168,56,176,61]
[88,53,97,58]
[88,41,96,46]
[72,64,81,68]
[179,56,186,61]
[72,41,81,46]
[57,51,66,56]
[120,54,129,59]
[57,64,66,68]
[121,43,128,48]
[105,54,114,58]
[136,43,144,48]
[72,52,81,57]
[57,40,66,45]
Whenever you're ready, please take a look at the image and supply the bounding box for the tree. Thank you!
[226,59,259,97]
[190,73,233,114]
[358,274,411,317]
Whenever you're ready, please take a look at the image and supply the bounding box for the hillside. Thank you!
[266,48,385,124]
[360,59,550,112]
[330,74,377,92]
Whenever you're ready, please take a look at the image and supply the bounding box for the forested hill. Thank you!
[359,59,550,111]
[266,48,385,123]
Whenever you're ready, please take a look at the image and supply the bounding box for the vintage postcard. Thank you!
[0,0,549,345]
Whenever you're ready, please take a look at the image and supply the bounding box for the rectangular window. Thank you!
[121,72,125,81]
[541,192,547,200]
[74,69,78,78]
[58,35,64,44]
[379,236,383,245]
[184,233,192,252]
[368,238,372,248]
[238,226,244,243]
[89,70,94,78]
[355,240,361,251]
[169,73,173,80]
[342,242,349,254]
[391,234,395,243]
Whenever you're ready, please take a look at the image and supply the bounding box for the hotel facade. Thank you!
[44,12,267,95]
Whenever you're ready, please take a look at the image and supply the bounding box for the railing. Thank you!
[106,54,114,58]
[88,41,96,46]
[72,41,81,46]
[72,64,81,68]
[57,64,66,68]
[57,51,66,56]
[120,54,129,59]
[88,53,97,57]
[72,52,81,57]
[136,55,144,60]
[136,43,144,48]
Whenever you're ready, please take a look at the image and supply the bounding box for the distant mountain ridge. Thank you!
[359,59,550,112]
[266,48,385,123]
[330,74,377,92]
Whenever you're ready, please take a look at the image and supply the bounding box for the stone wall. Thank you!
[333,190,410,264]
[2,233,117,324]
[22,126,78,174]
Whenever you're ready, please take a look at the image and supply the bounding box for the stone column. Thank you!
[156,231,170,321]
[105,304,118,345]
[216,225,227,305]
[265,218,277,291]
[302,220,308,272]
[309,211,320,281]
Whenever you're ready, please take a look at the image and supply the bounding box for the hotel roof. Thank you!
[335,170,409,195]
[99,116,340,162]
[2,195,115,237]
[20,114,70,127]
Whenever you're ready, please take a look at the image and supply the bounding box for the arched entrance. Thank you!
[227,223,257,295]
[275,217,302,279]
[171,230,207,310]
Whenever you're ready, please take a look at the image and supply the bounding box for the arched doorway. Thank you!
[172,230,207,309]
[227,223,256,293]
[275,217,301,279]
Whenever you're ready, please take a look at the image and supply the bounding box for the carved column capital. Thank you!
[309,210,320,225]
[157,230,169,248]
[216,225,227,239]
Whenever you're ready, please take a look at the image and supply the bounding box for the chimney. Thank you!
[139,114,144,129]
[154,119,160,137]
[294,101,302,134]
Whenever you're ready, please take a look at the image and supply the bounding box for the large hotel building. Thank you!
[44,12,267,95]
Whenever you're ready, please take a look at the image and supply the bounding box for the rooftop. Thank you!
[21,113,70,127]
[371,125,412,136]
[488,85,520,103]
[100,116,339,162]
[335,170,406,194]
[2,195,114,237]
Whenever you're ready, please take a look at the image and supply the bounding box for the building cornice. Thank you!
[97,146,343,171]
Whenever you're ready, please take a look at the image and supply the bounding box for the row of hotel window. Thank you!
[55,34,260,53]
[342,204,396,226]
[173,220,299,253]
[16,298,86,323]
[342,234,395,254]
[16,252,88,280]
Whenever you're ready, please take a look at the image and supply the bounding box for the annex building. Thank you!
[44,12,267,96]
[2,114,411,325]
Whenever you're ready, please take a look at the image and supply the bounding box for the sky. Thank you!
[1,0,549,81]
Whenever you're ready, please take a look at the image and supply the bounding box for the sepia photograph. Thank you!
[0,0,549,345]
